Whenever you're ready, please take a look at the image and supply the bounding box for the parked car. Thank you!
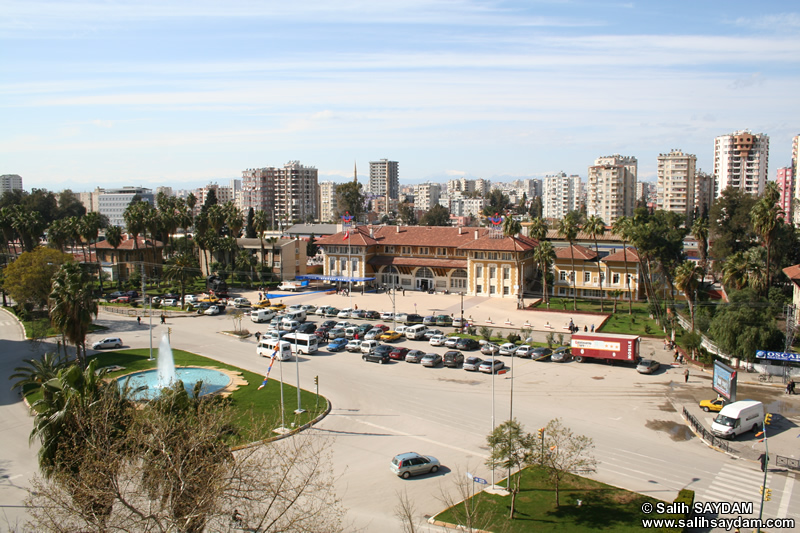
[350,309,367,319]
[530,347,553,360]
[325,307,340,317]
[391,452,440,479]
[380,311,394,320]
[111,296,131,303]
[389,347,410,361]
[551,347,572,363]
[515,345,536,358]
[444,336,460,348]
[337,308,354,318]
[394,324,409,335]
[321,320,338,329]
[356,323,372,336]
[162,298,179,307]
[364,328,384,341]
[405,350,426,363]
[405,313,424,325]
[479,358,505,374]
[335,320,354,329]
[452,317,466,328]
[443,350,465,368]
[481,343,499,356]
[125,290,139,298]
[328,327,346,339]
[423,328,444,340]
[456,338,479,351]
[421,353,443,367]
[463,356,483,372]
[345,339,363,352]
[297,322,317,334]
[327,338,348,352]
[422,315,437,326]
[364,310,381,320]
[184,294,199,304]
[203,305,222,316]
[429,334,447,347]
[233,298,251,308]
[380,330,403,342]
[92,337,123,349]
[700,397,726,412]
[107,291,125,298]
[301,304,317,313]
[372,345,394,358]
[360,340,380,354]
[435,315,454,327]
[498,343,517,356]
[287,304,303,312]
[315,326,331,338]
[363,349,390,364]
[395,313,408,323]
[315,306,330,317]
[374,324,390,332]
[636,359,661,374]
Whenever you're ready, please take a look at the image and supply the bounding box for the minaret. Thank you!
[354,161,358,183]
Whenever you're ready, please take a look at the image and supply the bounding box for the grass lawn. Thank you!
[537,298,665,338]
[22,318,107,339]
[25,348,325,445]
[434,466,661,532]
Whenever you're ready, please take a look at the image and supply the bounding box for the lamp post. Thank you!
[756,415,773,533]
[294,334,304,414]
[460,292,465,332]
[142,264,153,361]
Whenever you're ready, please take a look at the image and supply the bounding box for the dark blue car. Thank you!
[327,338,348,352]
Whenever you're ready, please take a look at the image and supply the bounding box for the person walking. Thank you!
[161,314,166,324]
[137,316,141,325]
[684,368,690,383]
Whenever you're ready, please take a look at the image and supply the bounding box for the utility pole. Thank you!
[143,264,153,361]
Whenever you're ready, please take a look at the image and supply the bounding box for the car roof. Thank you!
[394,452,422,461]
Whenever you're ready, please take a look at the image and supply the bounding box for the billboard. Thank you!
[755,350,800,362]
[712,360,737,401]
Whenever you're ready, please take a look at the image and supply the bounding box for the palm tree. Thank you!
[533,241,555,308]
[583,215,606,312]
[674,261,699,331]
[691,217,709,280]
[612,216,634,314]
[502,216,525,307]
[49,262,98,368]
[0,206,16,256]
[9,351,70,402]
[11,206,46,252]
[105,225,122,288]
[235,249,257,287]
[750,185,782,292]
[46,218,72,252]
[721,250,748,292]
[123,201,146,264]
[266,236,278,279]
[252,210,269,267]
[528,217,548,242]
[80,212,105,291]
[163,251,199,309]
[557,212,580,310]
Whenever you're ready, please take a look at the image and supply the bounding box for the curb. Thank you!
[231,397,333,451]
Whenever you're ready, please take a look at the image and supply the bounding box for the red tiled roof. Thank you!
[368,256,468,269]
[546,229,622,241]
[555,244,596,260]
[783,264,800,281]
[317,225,536,251]
[315,226,378,246]
[95,236,164,250]
[602,247,639,262]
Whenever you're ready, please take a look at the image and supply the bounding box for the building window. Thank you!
[560,271,568,281]
[503,267,510,280]
[351,258,358,272]
[419,247,429,255]
[490,286,496,294]
[613,273,620,284]
[490,266,496,279]
[474,252,484,259]
[340,258,346,271]
[476,266,483,278]
[438,247,447,255]
[477,284,483,293]
[584,272,591,283]
[503,286,510,295]
[402,246,411,254]
[385,246,395,253]
[488,252,498,260]
[329,257,336,272]
[502,253,512,260]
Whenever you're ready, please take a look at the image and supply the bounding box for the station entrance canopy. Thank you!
[295,275,376,283]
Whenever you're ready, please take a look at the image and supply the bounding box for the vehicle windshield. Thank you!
[713,414,735,427]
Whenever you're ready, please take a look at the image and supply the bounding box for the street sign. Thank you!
[466,472,473,480]
[472,477,488,485]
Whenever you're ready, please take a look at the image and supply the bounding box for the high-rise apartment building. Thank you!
[694,171,714,219]
[369,159,399,200]
[776,167,793,221]
[713,130,769,198]
[656,149,696,222]
[318,181,339,222]
[97,187,155,227]
[242,161,319,225]
[793,135,800,225]
[0,174,22,197]
[415,183,441,212]
[587,155,638,225]
[542,172,580,220]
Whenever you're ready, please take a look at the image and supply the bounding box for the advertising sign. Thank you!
[712,360,737,401]
[755,350,800,362]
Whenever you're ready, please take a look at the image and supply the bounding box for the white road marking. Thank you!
[778,473,796,518]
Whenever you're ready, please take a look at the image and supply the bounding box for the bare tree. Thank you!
[534,418,597,506]
[435,464,502,533]
[395,489,430,533]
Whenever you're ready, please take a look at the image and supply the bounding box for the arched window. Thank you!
[381,266,399,286]
[450,268,467,289]
[415,267,434,279]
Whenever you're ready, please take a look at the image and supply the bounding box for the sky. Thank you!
[2,1,799,192]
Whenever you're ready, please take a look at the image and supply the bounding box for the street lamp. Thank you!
[294,335,304,414]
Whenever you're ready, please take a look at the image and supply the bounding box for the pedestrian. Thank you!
[791,381,796,395]
[354,303,358,310]
[161,314,166,324]
[590,324,595,333]
[684,368,689,383]
[674,351,679,363]
[675,349,680,362]
[759,453,767,473]
[137,316,141,325]
[402,288,405,296]
[583,325,588,332]
[255,331,261,341]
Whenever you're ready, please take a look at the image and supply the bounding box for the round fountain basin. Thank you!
[117,367,232,401]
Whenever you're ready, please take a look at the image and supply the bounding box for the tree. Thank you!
[307,234,319,259]
[80,211,106,291]
[335,182,366,221]
[612,216,635,314]
[4,247,72,311]
[528,196,543,219]
[49,261,98,368]
[433,464,498,533]
[691,217,709,279]
[55,190,87,220]
[397,201,417,225]
[527,217,548,242]
[534,241,555,308]
[11,205,47,252]
[253,210,269,267]
[583,215,606,312]
[164,251,200,308]
[750,182,783,292]
[202,187,218,213]
[502,217,525,307]
[673,261,699,331]
[534,418,596,506]
[557,211,580,310]
[478,326,493,344]
[708,288,783,362]
[245,207,256,238]
[482,189,510,216]
[419,204,450,226]
[709,187,758,261]
[485,419,534,519]
[9,351,70,402]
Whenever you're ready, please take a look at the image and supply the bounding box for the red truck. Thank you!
[569,332,640,364]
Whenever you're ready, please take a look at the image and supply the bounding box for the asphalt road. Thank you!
[2,297,799,532]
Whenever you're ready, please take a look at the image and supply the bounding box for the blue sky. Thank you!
[2,1,799,192]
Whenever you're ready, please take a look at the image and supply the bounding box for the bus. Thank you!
[281,332,319,355]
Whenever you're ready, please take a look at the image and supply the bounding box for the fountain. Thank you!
[117,333,232,401]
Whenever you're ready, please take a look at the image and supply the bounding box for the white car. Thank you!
[337,308,354,318]
[92,337,123,349]
[360,340,380,354]
[380,311,394,320]
[394,324,409,335]
[346,339,363,352]
[287,304,303,312]
[515,345,536,357]
[498,343,517,356]
[429,334,447,346]
[424,328,443,340]
[335,321,354,329]
[184,294,198,303]
[204,305,221,316]
[444,337,460,348]
[162,298,178,307]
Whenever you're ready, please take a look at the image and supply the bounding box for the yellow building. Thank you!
[552,244,644,301]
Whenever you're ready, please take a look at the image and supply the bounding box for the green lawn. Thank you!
[22,318,107,339]
[434,466,661,532]
[27,348,324,445]
[535,298,665,338]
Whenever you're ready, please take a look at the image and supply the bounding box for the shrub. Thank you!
[507,333,520,344]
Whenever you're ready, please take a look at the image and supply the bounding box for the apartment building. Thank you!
[0,174,22,197]
[587,155,638,225]
[656,149,696,222]
[96,187,155,227]
[316,225,537,300]
[793,135,800,226]
[241,161,319,224]
[776,167,793,220]
[542,172,580,220]
[415,183,441,212]
[318,181,339,222]
[694,171,714,219]
[193,180,240,214]
[369,159,399,200]
[713,130,769,197]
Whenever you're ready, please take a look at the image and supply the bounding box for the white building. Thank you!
[97,187,155,227]
[657,149,696,222]
[318,181,339,222]
[0,174,22,197]
[368,159,399,200]
[542,172,580,220]
[242,161,319,224]
[415,182,441,212]
[587,155,638,225]
[695,171,714,218]
[713,130,769,198]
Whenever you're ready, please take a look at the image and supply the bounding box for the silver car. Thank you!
[463,356,483,371]
[390,452,440,479]
[92,337,123,349]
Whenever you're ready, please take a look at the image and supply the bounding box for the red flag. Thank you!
[343,230,349,241]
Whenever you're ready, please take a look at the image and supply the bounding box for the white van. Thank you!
[405,324,428,340]
[280,320,300,332]
[283,310,306,323]
[256,339,293,361]
[282,332,319,354]
[251,309,277,323]
[711,400,765,439]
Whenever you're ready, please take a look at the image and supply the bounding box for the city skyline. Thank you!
[3,1,799,191]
